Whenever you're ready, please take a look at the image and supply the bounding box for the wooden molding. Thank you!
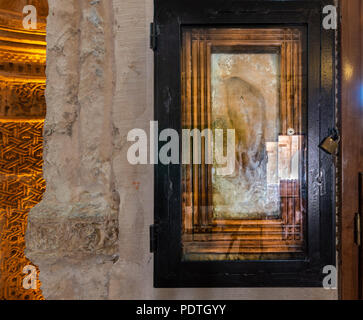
[339,0,363,300]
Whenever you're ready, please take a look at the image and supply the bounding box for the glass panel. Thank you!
[211,52,280,220]
[181,27,306,261]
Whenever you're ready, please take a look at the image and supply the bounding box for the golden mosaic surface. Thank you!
[0,121,45,300]
[0,0,48,300]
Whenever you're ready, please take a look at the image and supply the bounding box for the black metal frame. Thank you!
[153,0,336,287]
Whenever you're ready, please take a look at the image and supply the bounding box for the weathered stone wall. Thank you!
[25,0,119,299]
[25,0,338,299]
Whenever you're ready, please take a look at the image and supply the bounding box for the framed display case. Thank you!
[153,0,336,287]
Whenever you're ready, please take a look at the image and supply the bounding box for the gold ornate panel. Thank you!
[0,0,47,300]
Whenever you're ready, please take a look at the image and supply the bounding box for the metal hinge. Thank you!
[150,224,158,253]
[355,213,361,247]
[150,23,158,51]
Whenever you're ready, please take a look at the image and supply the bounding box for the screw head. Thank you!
[287,128,295,136]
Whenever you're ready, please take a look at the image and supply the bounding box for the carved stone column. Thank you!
[25,0,119,299]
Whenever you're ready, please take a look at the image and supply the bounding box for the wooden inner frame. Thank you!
[181,27,306,258]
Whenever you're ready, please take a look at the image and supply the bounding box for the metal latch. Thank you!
[319,128,340,155]
[316,169,327,196]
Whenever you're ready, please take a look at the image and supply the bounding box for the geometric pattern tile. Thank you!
[0,0,47,300]
[0,121,43,175]
[0,121,44,300]
[0,81,46,118]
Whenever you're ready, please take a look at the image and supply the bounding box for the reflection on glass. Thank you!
[212,53,280,219]
[181,27,306,261]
